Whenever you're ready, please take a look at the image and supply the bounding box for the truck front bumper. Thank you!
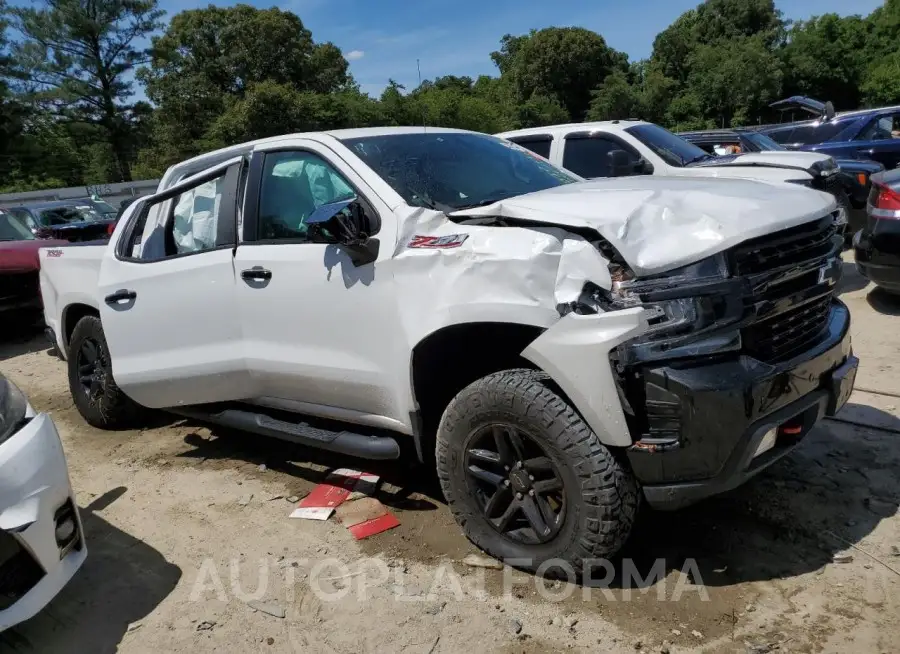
[0,410,86,631]
[630,300,856,510]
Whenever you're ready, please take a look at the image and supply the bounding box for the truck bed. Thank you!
[39,241,107,357]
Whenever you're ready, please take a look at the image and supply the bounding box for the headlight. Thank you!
[0,374,29,446]
[610,253,744,362]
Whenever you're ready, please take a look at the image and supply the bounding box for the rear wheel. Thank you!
[67,315,143,429]
[436,369,638,577]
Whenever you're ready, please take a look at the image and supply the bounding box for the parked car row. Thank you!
[35,126,858,577]
[1,198,116,243]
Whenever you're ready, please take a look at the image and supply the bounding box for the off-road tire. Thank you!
[67,315,143,429]
[436,368,639,576]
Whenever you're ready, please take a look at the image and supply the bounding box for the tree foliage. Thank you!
[2,0,900,193]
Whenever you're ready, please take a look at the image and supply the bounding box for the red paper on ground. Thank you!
[347,513,401,540]
[297,470,380,510]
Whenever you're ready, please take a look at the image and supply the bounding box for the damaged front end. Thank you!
[527,212,856,508]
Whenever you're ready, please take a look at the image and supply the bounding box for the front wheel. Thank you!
[67,315,144,429]
[436,369,639,576]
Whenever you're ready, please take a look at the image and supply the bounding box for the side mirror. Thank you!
[608,150,651,177]
[306,197,381,266]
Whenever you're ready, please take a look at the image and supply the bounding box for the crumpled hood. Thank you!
[689,150,833,172]
[450,175,836,277]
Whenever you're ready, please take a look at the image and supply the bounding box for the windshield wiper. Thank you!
[453,196,509,211]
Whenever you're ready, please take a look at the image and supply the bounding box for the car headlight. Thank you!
[610,253,744,363]
[0,374,29,446]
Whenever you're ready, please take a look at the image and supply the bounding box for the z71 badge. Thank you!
[407,234,469,249]
[46,249,64,258]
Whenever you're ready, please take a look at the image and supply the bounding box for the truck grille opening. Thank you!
[742,295,833,363]
[730,215,841,364]
[729,216,837,276]
[0,531,45,611]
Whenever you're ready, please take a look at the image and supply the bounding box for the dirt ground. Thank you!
[1,252,899,654]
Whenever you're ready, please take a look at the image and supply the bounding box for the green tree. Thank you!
[587,70,643,121]
[687,36,782,127]
[139,4,352,166]
[8,0,165,182]
[861,51,900,106]
[781,14,869,110]
[493,27,629,121]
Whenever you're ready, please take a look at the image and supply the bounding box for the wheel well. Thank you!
[410,322,545,463]
[63,304,99,353]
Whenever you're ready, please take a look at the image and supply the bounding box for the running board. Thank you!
[170,407,401,460]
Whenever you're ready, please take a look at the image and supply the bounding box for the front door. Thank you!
[98,158,253,409]
[853,113,900,170]
[233,142,408,429]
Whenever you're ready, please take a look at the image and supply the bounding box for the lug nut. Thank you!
[528,489,535,496]
[504,480,510,486]
[515,492,523,500]
[528,475,534,481]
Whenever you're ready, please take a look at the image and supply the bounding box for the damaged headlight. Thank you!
[610,253,744,363]
[0,374,29,446]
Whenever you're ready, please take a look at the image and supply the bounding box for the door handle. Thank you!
[241,267,273,282]
[104,289,137,304]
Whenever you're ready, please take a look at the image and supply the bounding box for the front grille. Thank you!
[743,295,833,363]
[729,216,837,276]
[0,271,39,305]
[730,215,841,363]
[0,531,45,610]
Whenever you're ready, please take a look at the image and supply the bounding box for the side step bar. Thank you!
[171,407,401,460]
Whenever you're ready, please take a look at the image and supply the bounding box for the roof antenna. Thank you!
[417,58,427,133]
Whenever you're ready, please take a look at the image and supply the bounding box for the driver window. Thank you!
[859,116,896,141]
[258,151,356,242]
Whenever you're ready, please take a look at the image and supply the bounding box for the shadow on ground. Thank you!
[0,320,51,364]
[0,487,182,654]
[839,260,870,296]
[171,402,900,590]
[867,286,900,316]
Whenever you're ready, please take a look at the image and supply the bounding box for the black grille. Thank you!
[730,216,837,276]
[0,271,39,304]
[0,531,45,610]
[743,295,833,363]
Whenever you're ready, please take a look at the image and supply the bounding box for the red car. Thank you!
[0,212,68,317]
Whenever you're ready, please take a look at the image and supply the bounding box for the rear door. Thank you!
[97,157,252,409]
[560,133,644,178]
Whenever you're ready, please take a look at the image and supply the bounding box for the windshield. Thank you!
[340,132,578,211]
[90,200,117,217]
[39,207,96,225]
[625,123,710,167]
[0,214,36,241]
[742,131,785,151]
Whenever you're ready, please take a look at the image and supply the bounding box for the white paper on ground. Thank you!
[290,507,334,521]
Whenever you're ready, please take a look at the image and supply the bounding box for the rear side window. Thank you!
[562,136,640,178]
[507,136,552,159]
[787,119,856,145]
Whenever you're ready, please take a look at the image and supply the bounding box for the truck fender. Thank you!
[521,307,648,447]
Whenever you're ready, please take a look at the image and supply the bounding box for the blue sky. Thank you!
[156,0,884,97]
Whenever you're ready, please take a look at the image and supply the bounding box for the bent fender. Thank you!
[521,307,648,447]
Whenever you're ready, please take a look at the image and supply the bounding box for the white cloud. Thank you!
[345,49,365,61]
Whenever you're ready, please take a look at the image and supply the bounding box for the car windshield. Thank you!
[743,132,785,151]
[625,123,711,167]
[0,214,35,241]
[90,200,117,217]
[340,132,578,211]
[39,206,100,225]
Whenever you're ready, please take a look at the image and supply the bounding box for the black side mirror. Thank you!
[609,149,649,177]
[306,197,381,266]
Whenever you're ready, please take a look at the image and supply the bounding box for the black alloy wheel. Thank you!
[75,336,108,404]
[465,424,566,544]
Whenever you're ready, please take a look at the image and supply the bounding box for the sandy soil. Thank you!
[1,252,899,654]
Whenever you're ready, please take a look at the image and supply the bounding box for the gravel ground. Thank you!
[1,252,899,654]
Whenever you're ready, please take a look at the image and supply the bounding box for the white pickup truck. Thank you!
[498,120,852,235]
[39,127,857,572]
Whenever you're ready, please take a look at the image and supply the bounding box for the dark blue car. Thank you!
[755,96,900,170]
[1,200,115,242]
